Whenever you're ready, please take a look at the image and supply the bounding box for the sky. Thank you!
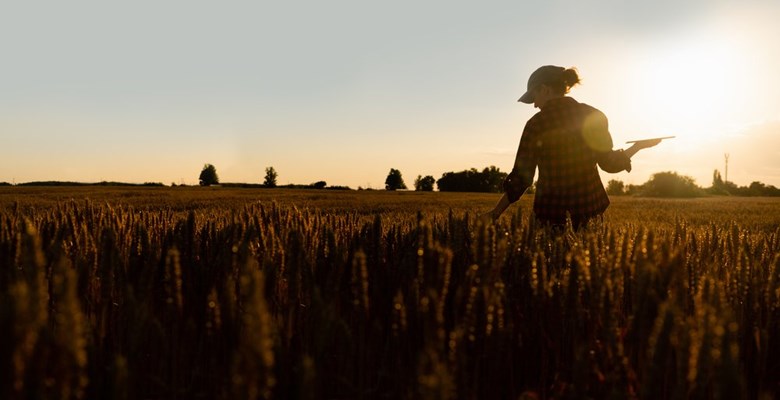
[2,0,779,189]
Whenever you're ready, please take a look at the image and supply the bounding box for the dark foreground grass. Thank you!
[0,187,778,399]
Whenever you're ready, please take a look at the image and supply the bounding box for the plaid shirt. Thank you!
[504,97,631,223]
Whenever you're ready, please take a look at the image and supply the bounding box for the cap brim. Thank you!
[518,91,534,104]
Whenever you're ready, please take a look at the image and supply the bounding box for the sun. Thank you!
[632,32,751,138]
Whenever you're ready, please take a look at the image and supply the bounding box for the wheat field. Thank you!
[1,187,778,399]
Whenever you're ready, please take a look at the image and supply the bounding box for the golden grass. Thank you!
[0,187,778,399]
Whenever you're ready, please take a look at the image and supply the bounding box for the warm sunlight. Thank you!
[631,31,753,139]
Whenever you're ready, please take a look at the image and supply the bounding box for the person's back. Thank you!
[525,97,620,225]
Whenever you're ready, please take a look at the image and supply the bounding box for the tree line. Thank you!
[3,165,775,197]
[605,170,780,197]
[384,166,512,193]
[396,167,778,197]
[198,164,279,187]
[196,164,350,190]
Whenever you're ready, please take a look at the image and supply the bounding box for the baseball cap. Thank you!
[518,65,566,104]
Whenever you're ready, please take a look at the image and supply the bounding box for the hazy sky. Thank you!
[2,0,779,188]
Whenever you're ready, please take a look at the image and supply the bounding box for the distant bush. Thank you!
[705,185,731,196]
[437,166,506,193]
[705,169,780,196]
[624,184,641,196]
[0,182,11,186]
[746,181,780,196]
[641,171,704,198]
[606,179,625,196]
[414,175,436,191]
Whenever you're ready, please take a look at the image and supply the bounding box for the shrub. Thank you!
[640,171,704,197]
[606,179,625,195]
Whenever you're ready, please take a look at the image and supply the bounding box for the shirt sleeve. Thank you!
[505,119,538,203]
[582,109,632,173]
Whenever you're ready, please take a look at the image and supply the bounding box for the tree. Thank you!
[312,181,327,189]
[625,184,641,195]
[481,166,506,193]
[436,166,507,193]
[707,169,730,195]
[199,164,219,186]
[385,168,407,190]
[606,179,625,195]
[707,176,780,197]
[414,175,436,191]
[748,181,767,196]
[710,169,730,194]
[713,169,724,188]
[264,167,278,188]
[641,171,703,198]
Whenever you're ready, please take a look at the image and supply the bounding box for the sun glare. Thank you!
[632,32,752,140]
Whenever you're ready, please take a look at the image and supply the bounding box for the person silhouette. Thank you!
[484,65,660,228]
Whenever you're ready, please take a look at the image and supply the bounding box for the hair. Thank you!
[545,67,580,95]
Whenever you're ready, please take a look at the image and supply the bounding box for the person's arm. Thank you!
[597,138,662,172]
[482,121,537,222]
[582,110,660,173]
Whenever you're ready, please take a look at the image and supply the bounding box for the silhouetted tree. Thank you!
[264,167,278,188]
[312,181,327,189]
[436,166,506,193]
[482,166,506,193]
[606,179,625,195]
[641,171,703,197]
[625,184,641,195]
[199,164,219,186]
[385,169,407,190]
[715,180,780,196]
[713,170,724,187]
[414,175,436,191]
[707,169,730,195]
[764,185,780,196]
[740,181,778,196]
[748,181,766,196]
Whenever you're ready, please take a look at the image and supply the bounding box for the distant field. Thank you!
[2,186,779,227]
[0,186,501,214]
[1,187,779,399]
